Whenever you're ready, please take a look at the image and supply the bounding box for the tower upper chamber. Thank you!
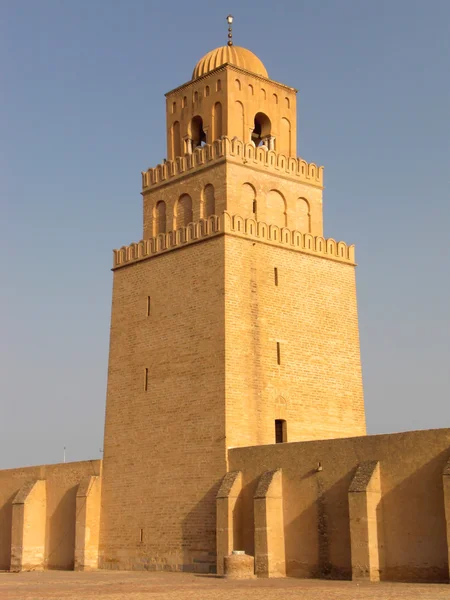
[165,45,297,160]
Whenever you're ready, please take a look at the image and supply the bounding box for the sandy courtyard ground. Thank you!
[0,571,448,600]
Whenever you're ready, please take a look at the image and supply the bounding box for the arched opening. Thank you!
[202,184,215,217]
[172,121,181,158]
[252,112,271,147]
[175,194,193,228]
[213,102,223,141]
[155,201,167,235]
[189,115,206,150]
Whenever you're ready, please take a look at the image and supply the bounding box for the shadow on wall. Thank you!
[46,485,77,570]
[379,448,449,583]
[0,492,16,570]
[282,470,353,580]
[232,445,449,583]
[181,483,220,574]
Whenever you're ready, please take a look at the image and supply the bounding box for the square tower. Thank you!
[99,43,366,572]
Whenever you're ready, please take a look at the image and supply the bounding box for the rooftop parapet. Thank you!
[113,212,354,269]
[141,137,323,190]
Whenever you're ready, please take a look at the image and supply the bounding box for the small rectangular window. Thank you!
[276,342,281,365]
[275,419,287,443]
[274,268,278,286]
[144,368,148,391]
[147,296,151,316]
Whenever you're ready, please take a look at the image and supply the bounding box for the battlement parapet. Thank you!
[141,137,323,190]
[113,213,354,269]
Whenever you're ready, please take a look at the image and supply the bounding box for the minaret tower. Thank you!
[100,21,366,572]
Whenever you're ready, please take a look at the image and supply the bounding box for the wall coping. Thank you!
[112,212,355,270]
[141,136,323,191]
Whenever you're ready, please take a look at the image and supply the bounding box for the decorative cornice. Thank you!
[113,212,355,270]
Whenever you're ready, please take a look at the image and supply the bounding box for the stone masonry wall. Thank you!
[0,460,101,571]
[100,236,227,572]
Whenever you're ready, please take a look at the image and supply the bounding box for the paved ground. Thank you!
[0,571,448,600]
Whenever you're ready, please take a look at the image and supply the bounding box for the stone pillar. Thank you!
[75,475,102,571]
[11,480,46,572]
[443,457,450,581]
[348,461,383,582]
[254,469,285,578]
[216,471,242,576]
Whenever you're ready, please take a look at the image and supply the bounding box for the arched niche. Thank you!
[202,184,215,218]
[266,190,286,227]
[154,201,167,235]
[296,198,311,233]
[242,182,257,219]
[280,117,291,156]
[175,194,193,228]
[235,101,245,141]
[213,102,223,141]
[172,121,181,158]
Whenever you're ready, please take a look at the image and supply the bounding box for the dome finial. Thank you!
[226,15,234,46]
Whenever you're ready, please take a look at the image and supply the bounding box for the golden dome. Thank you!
[192,45,268,80]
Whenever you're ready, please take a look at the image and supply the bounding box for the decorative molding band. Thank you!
[113,213,355,270]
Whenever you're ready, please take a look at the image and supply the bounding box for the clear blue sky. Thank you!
[2,1,449,469]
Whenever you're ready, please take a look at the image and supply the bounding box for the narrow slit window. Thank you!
[276,342,281,365]
[274,268,278,286]
[147,296,151,316]
[252,200,257,215]
[144,368,148,391]
[275,419,287,443]
[139,528,144,543]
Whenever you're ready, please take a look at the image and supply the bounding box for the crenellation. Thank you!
[142,137,323,190]
[113,212,354,269]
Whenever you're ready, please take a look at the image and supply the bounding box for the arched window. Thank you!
[189,115,206,149]
[176,194,193,227]
[155,201,166,235]
[182,96,187,108]
[216,79,222,92]
[194,91,198,103]
[235,79,241,90]
[252,112,271,146]
[202,184,215,217]
[213,102,222,140]
[172,121,181,158]
[272,93,278,104]
[172,101,176,113]
[205,85,210,97]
